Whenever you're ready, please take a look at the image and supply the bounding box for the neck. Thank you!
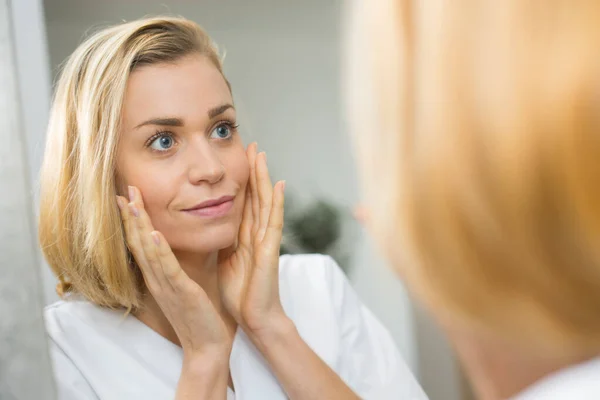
[134,250,235,346]
[450,328,597,400]
[176,250,221,304]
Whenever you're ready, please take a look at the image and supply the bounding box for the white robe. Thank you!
[511,356,600,400]
[45,254,428,400]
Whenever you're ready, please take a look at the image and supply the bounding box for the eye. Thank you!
[210,122,236,140]
[149,133,175,152]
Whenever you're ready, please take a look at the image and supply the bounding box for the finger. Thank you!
[116,195,136,260]
[151,231,213,309]
[129,186,178,280]
[116,195,130,233]
[128,186,155,235]
[130,187,187,288]
[247,143,260,233]
[256,152,273,241]
[149,230,187,290]
[126,186,162,288]
[116,194,149,272]
[238,185,253,246]
[262,180,285,254]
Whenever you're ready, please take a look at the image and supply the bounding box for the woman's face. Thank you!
[116,54,249,254]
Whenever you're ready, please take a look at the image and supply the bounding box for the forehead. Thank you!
[121,55,232,127]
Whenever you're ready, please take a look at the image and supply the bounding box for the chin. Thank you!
[169,223,239,253]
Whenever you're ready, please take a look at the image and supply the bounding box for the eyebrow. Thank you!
[134,103,234,130]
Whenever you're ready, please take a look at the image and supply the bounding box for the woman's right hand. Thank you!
[117,186,231,398]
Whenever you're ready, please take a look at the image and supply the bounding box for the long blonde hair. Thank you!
[39,16,225,310]
[349,0,600,354]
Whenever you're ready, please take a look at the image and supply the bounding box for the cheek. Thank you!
[223,146,250,188]
[139,184,171,217]
[116,157,176,221]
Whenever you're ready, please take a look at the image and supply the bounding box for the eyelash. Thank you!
[215,121,240,140]
[145,130,172,149]
[144,120,240,152]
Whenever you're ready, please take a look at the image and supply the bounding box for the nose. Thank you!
[186,137,225,185]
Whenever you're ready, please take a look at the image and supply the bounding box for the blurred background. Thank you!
[1,0,470,398]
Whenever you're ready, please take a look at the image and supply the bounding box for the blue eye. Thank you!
[210,123,235,140]
[149,134,174,151]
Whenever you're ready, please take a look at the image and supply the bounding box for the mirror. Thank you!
[2,1,468,399]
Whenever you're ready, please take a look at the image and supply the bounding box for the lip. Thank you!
[182,195,235,218]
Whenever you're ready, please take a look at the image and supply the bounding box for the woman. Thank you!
[39,16,426,400]
[348,1,600,399]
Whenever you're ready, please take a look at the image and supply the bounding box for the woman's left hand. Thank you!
[218,142,289,340]
[219,144,360,399]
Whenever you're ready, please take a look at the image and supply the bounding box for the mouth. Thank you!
[182,195,235,218]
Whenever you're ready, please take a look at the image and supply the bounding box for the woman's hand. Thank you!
[117,187,231,399]
[218,143,289,341]
[217,145,359,400]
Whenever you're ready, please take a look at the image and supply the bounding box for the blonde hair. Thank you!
[349,0,600,354]
[39,16,226,310]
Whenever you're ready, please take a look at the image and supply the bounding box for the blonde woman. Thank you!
[348,1,600,399]
[39,16,427,400]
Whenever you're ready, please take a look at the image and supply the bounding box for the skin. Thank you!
[115,54,358,399]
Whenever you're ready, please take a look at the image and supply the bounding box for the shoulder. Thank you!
[45,298,106,320]
[513,357,600,400]
[278,254,351,315]
[45,299,97,336]
[44,299,178,399]
[44,299,123,339]
[276,254,349,360]
[278,254,428,399]
[44,300,109,399]
[278,253,345,291]
[44,298,136,367]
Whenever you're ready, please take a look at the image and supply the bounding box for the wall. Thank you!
[0,0,55,398]
[11,0,56,308]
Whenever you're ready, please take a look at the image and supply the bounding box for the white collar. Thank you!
[511,356,600,400]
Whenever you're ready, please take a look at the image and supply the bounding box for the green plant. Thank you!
[280,195,353,275]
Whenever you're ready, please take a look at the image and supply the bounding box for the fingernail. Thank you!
[129,202,139,218]
[260,152,267,162]
[151,231,160,245]
[128,186,135,202]
[281,180,286,193]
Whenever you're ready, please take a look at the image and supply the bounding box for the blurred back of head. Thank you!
[348,0,600,356]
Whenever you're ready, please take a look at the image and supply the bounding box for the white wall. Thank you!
[10,0,56,306]
[1,0,55,397]
[41,0,420,375]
